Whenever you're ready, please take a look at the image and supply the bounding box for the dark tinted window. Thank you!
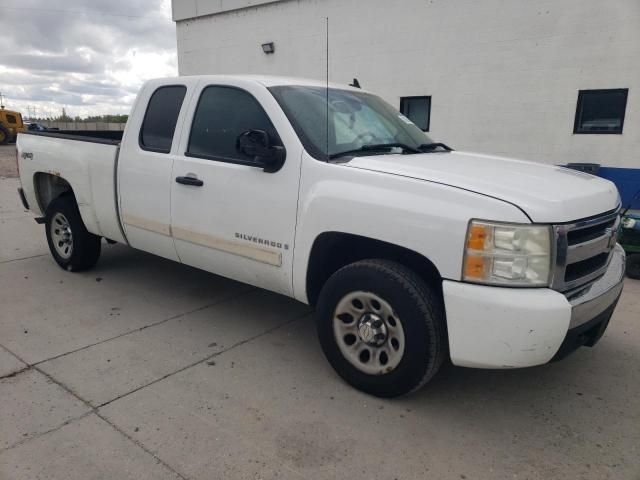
[187,86,280,163]
[574,89,628,134]
[400,96,431,131]
[6,114,17,124]
[140,85,187,153]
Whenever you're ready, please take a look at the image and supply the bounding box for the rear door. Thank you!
[118,80,196,261]
[169,79,303,296]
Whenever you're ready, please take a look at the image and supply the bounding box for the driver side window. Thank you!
[187,86,281,164]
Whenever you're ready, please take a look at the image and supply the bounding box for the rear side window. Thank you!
[6,114,17,124]
[139,85,187,153]
[187,86,281,163]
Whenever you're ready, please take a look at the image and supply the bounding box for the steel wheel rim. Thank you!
[51,213,73,259]
[333,291,406,375]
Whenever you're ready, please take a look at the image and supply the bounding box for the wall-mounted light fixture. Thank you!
[261,42,275,54]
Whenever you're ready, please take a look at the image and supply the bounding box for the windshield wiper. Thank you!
[329,143,422,160]
[418,142,454,152]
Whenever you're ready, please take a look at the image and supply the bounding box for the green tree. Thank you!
[57,108,72,122]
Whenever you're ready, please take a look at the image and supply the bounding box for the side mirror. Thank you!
[237,129,286,173]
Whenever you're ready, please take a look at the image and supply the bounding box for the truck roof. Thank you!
[146,74,365,92]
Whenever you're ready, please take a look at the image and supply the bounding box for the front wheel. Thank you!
[316,259,447,397]
[45,195,101,271]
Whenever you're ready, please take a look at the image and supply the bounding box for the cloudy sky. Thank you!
[0,0,177,119]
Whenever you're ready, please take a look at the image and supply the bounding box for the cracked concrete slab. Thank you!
[0,414,181,480]
[100,309,640,480]
[39,289,310,406]
[0,246,250,364]
[0,369,90,451]
[0,178,48,262]
[0,346,27,378]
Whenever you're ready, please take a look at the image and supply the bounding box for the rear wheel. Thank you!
[316,259,447,397]
[627,254,640,280]
[0,126,8,145]
[45,195,101,271]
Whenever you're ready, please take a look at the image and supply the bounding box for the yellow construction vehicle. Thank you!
[0,106,26,145]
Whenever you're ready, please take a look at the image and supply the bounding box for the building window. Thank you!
[400,96,431,131]
[574,89,628,134]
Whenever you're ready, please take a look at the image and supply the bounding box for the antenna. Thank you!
[325,16,329,162]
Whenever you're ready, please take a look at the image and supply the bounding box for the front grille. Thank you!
[567,219,616,245]
[552,208,620,292]
[564,252,609,282]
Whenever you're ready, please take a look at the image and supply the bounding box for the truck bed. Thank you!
[23,130,123,145]
[17,131,127,244]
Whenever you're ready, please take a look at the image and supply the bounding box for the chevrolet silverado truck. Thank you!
[16,76,626,397]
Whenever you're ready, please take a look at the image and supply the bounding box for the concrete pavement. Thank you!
[1,145,639,479]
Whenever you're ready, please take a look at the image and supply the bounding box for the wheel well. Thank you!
[306,232,443,306]
[33,173,74,214]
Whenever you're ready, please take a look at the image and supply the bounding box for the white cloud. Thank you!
[0,0,177,118]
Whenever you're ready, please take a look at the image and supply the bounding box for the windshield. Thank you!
[269,86,436,160]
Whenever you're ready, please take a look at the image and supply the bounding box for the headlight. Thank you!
[463,220,552,287]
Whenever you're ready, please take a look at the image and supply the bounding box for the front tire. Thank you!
[45,195,101,271]
[316,259,447,397]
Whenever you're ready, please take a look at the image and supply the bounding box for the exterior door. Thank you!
[118,82,191,261]
[170,81,302,296]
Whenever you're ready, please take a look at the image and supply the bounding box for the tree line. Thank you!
[32,108,128,124]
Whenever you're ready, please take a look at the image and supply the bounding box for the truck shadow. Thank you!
[93,243,637,426]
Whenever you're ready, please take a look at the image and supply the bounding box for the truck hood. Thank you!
[346,151,620,223]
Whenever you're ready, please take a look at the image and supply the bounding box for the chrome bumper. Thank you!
[568,244,625,329]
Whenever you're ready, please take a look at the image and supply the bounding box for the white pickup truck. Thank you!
[16,75,625,397]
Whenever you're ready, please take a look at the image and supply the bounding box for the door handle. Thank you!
[175,175,204,187]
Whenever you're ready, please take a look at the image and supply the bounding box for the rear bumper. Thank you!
[444,244,625,368]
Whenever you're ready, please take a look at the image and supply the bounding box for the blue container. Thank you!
[598,167,640,209]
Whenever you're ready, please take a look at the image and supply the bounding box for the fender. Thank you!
[291,156,530,303]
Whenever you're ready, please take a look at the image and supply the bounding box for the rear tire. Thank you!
[627,254,640,280]
[316,259,447,397]
[45,195,101,271]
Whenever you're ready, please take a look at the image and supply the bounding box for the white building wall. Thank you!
[174,0,640,168]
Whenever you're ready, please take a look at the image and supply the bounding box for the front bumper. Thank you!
[443,244,625,369]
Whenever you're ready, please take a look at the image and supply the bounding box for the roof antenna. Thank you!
[349,78,361,89]
[325,16,329,162]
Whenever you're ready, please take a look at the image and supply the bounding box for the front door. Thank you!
[170,81,302,296]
